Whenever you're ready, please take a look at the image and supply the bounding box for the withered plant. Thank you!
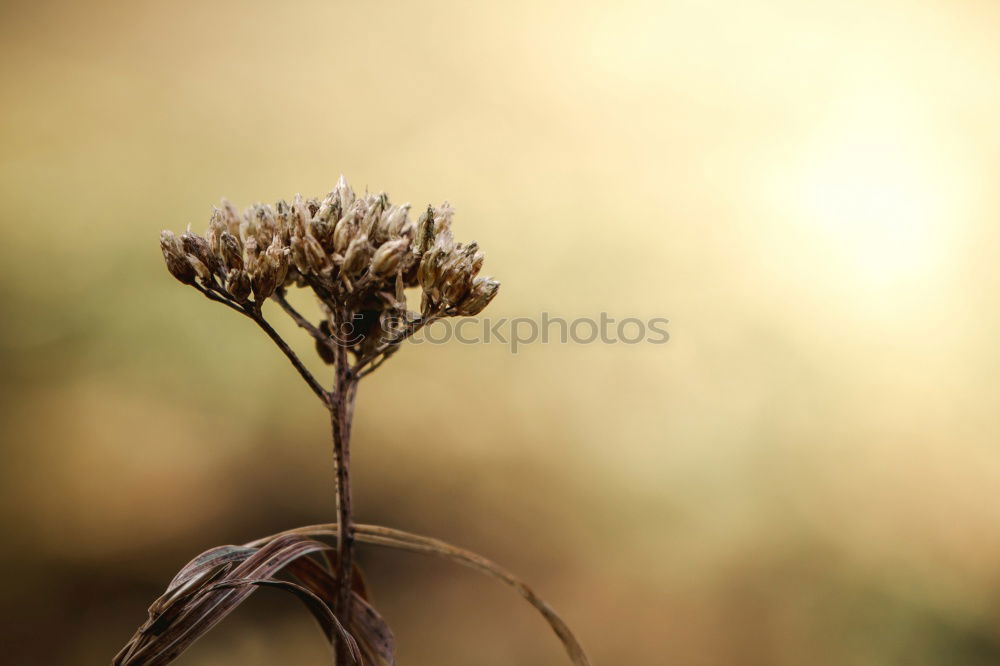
[115,177,589,665]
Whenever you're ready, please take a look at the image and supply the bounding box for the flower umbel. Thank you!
[160,176,499,366]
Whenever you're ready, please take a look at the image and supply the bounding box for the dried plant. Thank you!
[115,177,589,665]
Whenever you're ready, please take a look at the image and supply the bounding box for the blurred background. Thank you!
[2,0,1000,664]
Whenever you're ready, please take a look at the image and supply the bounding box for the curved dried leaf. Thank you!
[282,555,396,665]
[351,594,396,666]
[252,524,591,666]
[206,577,359,661]
[114,534,358,666]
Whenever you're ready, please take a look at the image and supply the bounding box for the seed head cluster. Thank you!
[159,176,499,360]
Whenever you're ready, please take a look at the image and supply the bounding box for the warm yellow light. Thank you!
[799,127,947,286]
[790,99,964,290]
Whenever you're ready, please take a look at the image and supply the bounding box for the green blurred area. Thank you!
[2,0,1000,664]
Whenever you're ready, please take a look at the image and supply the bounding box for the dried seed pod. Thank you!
[457,242,485,279]
[303,233,329,274]
[266,237,290,287]
[364,194,391,242]
[220,199,242,236]
[290,235,310,274]
[181,231,221,278]
[382,204,412,239]
[273,200,294,244]
[440,256,473,305]
[314,191,341,226]
[305,197,321,217]
[332,211,359,254]
[219,232,244,272]
[244,203,277,247]
[469,250,484,277]
[417,231,455,292]
[226,269,251,303]
[251,237,288,301]
[206,209,226,254]
[371,238,409,277]
[414,205,435,255]
[160,231,196,285]
[342,235,371,276]
[417,245,442,292]
[456,276,500,315]
[250,266,276,302]
[263,204,280,237]
[291,194,310,236]
[188,255,213,282]
[333,174,355,211]
[243,236,260,273]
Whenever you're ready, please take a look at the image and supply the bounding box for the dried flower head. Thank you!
[159,176,500,370]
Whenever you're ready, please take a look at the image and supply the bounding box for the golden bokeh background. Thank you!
[2,0,1000,664]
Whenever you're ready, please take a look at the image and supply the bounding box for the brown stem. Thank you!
[192,282,330,406]
[330,308,358,664]
[248,311,331,406]
[273,288,331,349]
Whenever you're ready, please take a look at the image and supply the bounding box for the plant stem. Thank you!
[330,308,357,664]
[273,288,331,349]
[249,311,330,406]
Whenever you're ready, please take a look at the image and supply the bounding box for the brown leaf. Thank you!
[253,524,592,666]
[114,534,359,666]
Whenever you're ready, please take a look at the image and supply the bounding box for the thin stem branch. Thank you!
[248,311,331,406]
[273,289,330,348]
[193,282,330,406]
[192,282,245,315]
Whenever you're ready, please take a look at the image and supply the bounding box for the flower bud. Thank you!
[290,235,310,274]
[266,237,290,286]
[371,238,409,277]
[303,233,329,274]
[243,236,260,271]
[160,230,196,285]
[456,276,500,315]
[383,204,412,239]
[291,194,310,236]
[188,255,213,282]
[272,200,293,244]
[458,242,485,278]
[305,197,321,217]
[226,269,251,303]
[220,199,241,236]
[414,205,435,255]
[181,231,221,278]
[342,234,371,276]
[332,212,359,254]
[251,237,288,301]
[246,204,277,247]
[364,193,391,242]
[333,174,355,211]
[417,245,442,292]
[440,256,473,305]
[314,191,341,226]
[206,209,226,254]
[219,231,244,272]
